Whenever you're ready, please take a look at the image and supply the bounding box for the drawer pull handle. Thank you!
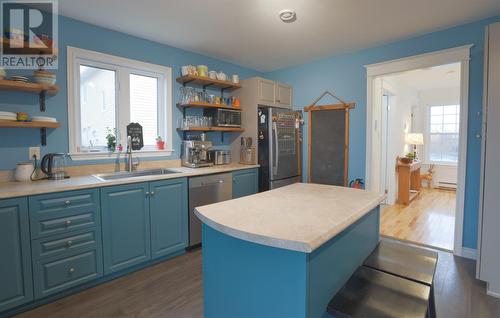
[65,220,72,226]
[145,191,150,197]
[65,200,71,206]
[150,191,155,197]
[69,267,76,274]
[66,240,73,247]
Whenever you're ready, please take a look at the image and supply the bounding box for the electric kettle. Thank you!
[40,153,69,180]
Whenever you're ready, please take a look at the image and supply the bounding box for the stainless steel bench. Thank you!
[327,266,431,318]
[363,240,438,318]
[327,240,438,318]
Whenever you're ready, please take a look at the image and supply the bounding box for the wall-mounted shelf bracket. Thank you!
[40,128,47,145]
[39,90,46,111]
[203,83,214,91]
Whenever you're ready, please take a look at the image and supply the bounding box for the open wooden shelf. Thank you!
[177,127,244,132]
[176,75,241,90]
[1,38,58,55]
[0,120,60,129]
[0,79,59,95]
[177,101,242,111]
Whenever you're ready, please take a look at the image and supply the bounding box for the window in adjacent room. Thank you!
[426,104,460,164]
[68,47,172,159]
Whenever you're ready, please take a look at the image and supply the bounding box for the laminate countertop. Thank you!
[0,164,259,199]
[195,183,385,253]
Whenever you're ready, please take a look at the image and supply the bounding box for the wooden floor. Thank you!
[13,245,500,318]
[15,251,203,318]
[381,188,456,250]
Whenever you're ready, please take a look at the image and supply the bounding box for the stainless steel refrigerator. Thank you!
[258,107,302,191]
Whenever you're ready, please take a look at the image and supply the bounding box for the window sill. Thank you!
[423,161,458,167]
[70,149,175,161]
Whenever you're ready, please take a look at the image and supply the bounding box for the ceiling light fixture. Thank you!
[279,9,296,23]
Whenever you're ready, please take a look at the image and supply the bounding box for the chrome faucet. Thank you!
[126,136,138,172]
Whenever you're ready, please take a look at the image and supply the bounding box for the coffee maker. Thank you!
[181,140,213,168]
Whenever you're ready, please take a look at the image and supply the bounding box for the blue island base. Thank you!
[202,207,380,318]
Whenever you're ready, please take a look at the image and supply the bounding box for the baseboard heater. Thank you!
[435,181,457,190]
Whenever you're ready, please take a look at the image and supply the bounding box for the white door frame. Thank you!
[364,45,473,257]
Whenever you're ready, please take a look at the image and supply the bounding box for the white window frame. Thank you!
[67,46,173,160]
[424,104,460,165]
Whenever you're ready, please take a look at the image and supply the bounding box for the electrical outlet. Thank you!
[29,147,41,160]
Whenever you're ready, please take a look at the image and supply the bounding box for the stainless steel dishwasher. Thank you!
[189,173,232,247]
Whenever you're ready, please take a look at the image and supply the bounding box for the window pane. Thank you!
[429,133,459,163]
[443,114,457,124]
[431,115,442,125]
[130,74,158,147]
[443,105,458,115]
[431,106,443,116]
[443,124,458,133]
[79,65,116,150]
[430,124,442,133]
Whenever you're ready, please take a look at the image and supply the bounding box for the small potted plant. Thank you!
[105,127,118,152]
[156,136,165,150]
[400,152,415,164]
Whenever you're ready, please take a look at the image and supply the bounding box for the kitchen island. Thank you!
[195,183,385,318]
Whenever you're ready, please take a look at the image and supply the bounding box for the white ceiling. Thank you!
[385,63,461,91]
[59,0,500,72]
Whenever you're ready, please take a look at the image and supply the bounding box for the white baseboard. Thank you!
[487,283,500,299]
[457,247,477,260]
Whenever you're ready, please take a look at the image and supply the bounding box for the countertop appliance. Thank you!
[188,173,232,247]
[240,137,256,165]
[258,107,302,191]
[208,149,231,165]
[181,140,214,168]
[40,153,69,180]
[203,108,241,127]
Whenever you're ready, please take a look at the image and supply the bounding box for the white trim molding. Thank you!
[365,45,473,77]
[67,46,173,161]
[487,283,500,299]
[365,45,473,257]
[459,247,478,260]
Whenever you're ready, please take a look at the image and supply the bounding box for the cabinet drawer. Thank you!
[29,189,100,239]
[30,189,99,217]
[33,248,102,299]
[32,229,100,260]
[31,211,99,239]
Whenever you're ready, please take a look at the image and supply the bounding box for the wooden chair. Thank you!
[421,164,435,188]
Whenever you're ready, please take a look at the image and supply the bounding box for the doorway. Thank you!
[365,46,471,255]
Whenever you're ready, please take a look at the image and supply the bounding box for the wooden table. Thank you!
[397,160,421,205]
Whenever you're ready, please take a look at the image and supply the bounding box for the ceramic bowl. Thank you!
[33,75,56,85]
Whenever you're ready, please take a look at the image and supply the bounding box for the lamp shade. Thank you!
[405,133,424,145]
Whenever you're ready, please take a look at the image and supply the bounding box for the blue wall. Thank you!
[2,12,498,249]
[0,15,261,169]
[266,15,500,249]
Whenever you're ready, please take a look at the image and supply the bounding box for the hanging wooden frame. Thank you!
[304,91,355,186]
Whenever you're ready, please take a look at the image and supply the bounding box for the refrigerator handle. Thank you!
[273,121,279,175]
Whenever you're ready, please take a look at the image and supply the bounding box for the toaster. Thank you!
[208,150,231,165]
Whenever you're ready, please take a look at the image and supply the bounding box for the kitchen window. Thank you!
[426,104,460,164]
[67,47,172,159]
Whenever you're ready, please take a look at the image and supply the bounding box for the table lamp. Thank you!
[405,133,424,160]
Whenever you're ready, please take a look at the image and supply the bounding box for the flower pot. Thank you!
[156,140,165,150]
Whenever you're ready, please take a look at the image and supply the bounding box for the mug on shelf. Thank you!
[231,74,239,84]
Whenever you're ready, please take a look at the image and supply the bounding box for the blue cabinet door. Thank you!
[101,183,151,274]
[0,198,33,312]
[232,169,259,199]
[150,178,188,259]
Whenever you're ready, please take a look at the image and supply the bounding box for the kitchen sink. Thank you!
[93,168,182,181]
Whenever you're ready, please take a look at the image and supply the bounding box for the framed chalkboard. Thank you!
[126,123,144,150]
[304,103,354,186]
